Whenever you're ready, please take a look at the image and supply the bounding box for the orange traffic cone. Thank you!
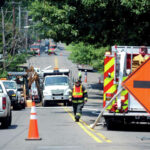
[38,51,40,56]
[84,75,87,83]
[26,101,41,140]
[99,77,101,84]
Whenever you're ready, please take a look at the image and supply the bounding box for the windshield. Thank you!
[45,76,69,86]
[50,46,56,49]
[31,45,40,49]
[3,81,17,90]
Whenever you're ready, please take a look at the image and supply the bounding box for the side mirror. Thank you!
[7,90,15,96]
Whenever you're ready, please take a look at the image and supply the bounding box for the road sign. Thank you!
[122,57,150,113]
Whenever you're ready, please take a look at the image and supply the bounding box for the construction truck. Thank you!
[103,46,150,130]
[7,66,42,104]
[42,67,72,106]
[26,66,42,102]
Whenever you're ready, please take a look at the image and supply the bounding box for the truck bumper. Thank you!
[103,111,150,122]
[43,95,69,101]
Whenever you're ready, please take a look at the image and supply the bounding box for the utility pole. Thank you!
[1,7,6,70]
[12,1,16,55]
[18,3,21,31]
[25,11,28,50]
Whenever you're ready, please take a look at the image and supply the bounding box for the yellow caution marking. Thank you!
[54,56,58,68]
[104,57,115,72]
[80,120,112,143]
[64,108,102,143]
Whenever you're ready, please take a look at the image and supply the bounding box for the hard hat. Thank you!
[75,79,81,84]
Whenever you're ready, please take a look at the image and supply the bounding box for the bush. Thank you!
[67,42,110,72]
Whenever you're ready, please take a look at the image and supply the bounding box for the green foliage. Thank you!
[67,43,108,72]
[91,46,109,72]
[68,42,93,65]
[29,0,150,46]
[0,71,8,78]
[121,0,150,14]
[6,53,27,71]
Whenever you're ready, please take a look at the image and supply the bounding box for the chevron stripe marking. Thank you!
[104,57,115,73]
[104,79,114,93]
[104,65,114,79]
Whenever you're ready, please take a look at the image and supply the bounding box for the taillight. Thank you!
[2,97,6,110]
[106,93,114,101]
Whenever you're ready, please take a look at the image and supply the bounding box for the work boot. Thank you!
[75,118,79,122]
[75,116,80,122]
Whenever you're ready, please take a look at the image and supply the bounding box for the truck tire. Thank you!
[22,102,26,109]
[1,112,11,129]
[67,101,72,106]
[42,100,47,107]
[8,110,12,126]
[105,118,115,130]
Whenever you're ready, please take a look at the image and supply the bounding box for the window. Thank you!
[45,76,69,86]
[3,81,17,90]
[0,85,3,93]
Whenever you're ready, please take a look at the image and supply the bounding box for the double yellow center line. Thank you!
[54,56,58,68]
[64,108,112,143]
[55,55,111,143]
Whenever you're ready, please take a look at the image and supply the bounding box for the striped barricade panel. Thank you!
[103,56,115,107]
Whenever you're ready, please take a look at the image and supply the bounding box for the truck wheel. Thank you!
[8,110,12,126]
[64,102,67,106]
[68,101,72,106]
[105,118,115,130]
[22,102,26,109]
[1,113,11,129]
[42,101,47,107]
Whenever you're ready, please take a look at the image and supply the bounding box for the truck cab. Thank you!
[2,80,25,110]
[42,68,71,106]
[0,80,11,128]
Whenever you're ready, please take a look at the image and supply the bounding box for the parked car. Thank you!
[0,80,12,128]
[2,80,25,110]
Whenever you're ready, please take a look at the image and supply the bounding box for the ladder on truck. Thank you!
[111,46,150,54]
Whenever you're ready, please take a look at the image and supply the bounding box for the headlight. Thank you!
[64,89,70,96]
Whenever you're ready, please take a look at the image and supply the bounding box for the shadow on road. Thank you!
[0,124,18,130]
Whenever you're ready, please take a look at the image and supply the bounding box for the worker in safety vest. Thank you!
[69,79,88,122]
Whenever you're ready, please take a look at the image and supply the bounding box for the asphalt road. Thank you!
[0,46,150,150]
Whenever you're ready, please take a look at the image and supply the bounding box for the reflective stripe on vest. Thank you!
[72,100,84,103]
[72,85,83,98]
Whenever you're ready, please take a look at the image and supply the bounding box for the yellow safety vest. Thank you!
[72,85,83,98]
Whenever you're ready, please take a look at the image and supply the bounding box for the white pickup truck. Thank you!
[42,69,71,106]
[0,80,12,128]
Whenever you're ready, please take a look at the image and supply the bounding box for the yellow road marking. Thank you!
[80,120,112,143]
[54,56,58,68]
[64,108,102,143]
[64,107,112,143]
